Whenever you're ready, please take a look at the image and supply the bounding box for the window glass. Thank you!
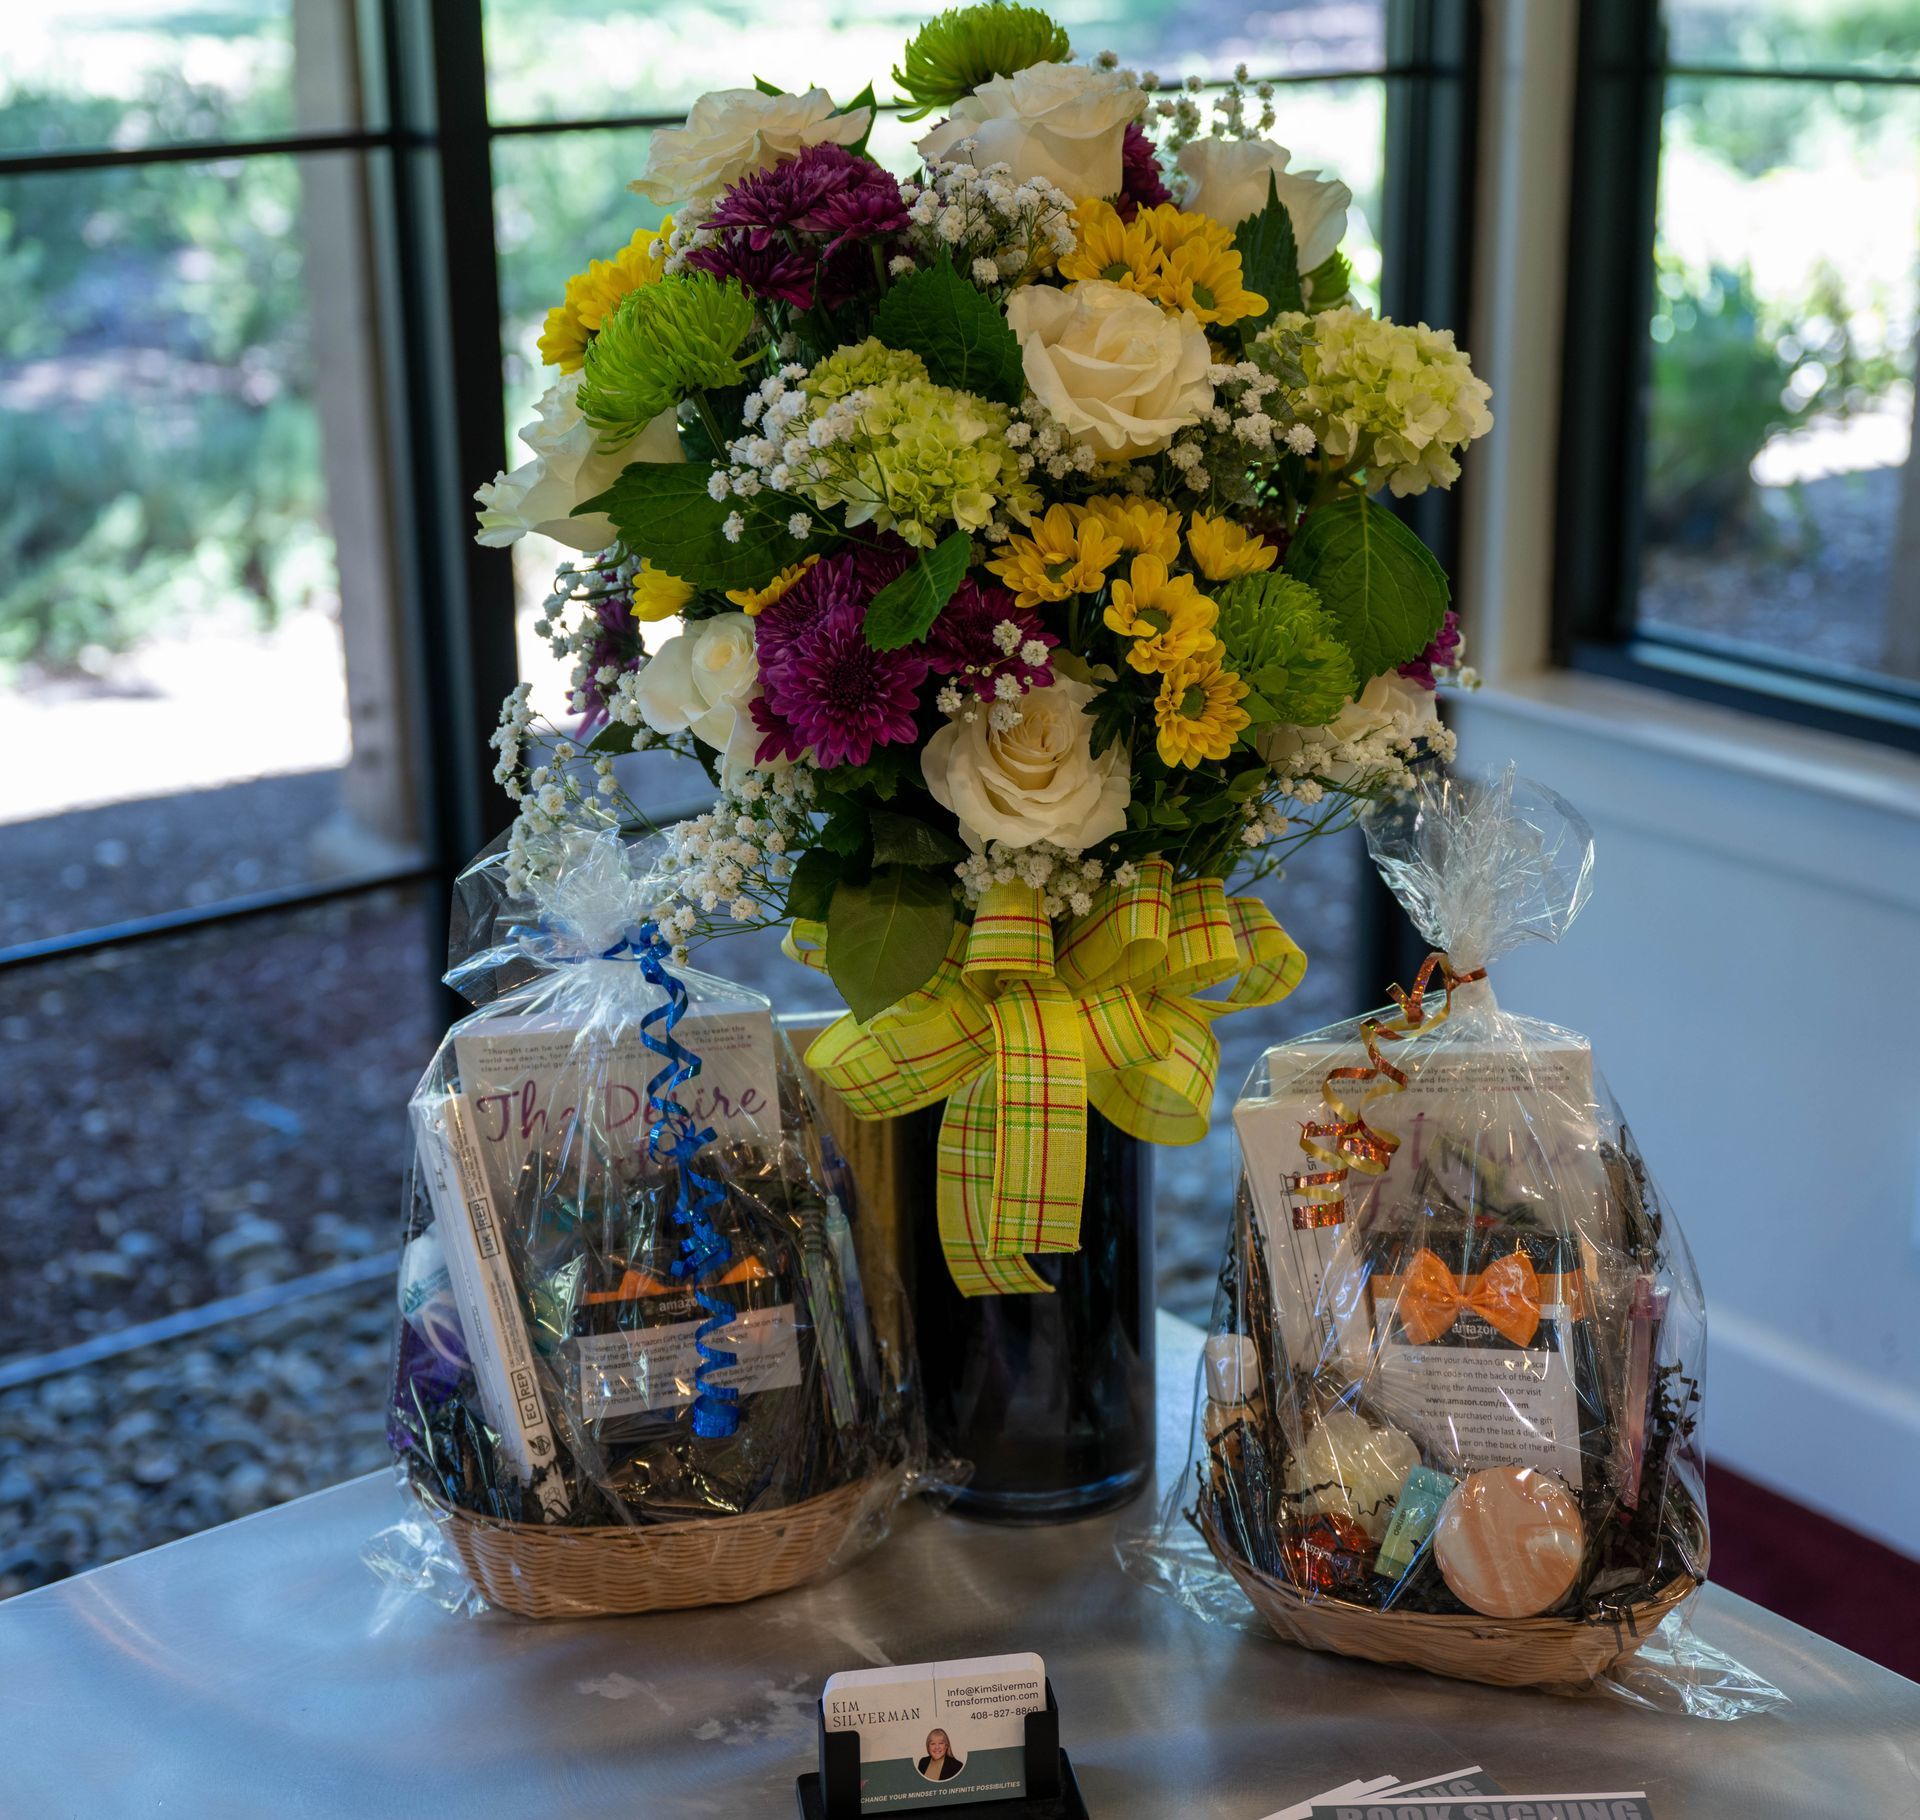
[1663,0,1920,76]
[0,2,363,155]
[0,151,425,953]
[490,126,663,693]
[0,1279,394,1593]
[1637,75,1919,684]
[482,0,1386,125]
[0,888,434,1347]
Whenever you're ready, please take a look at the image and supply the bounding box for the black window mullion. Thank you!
[381,0,520,951]
[1381,0,1480,582]
[0,129,394,177]
[1556,0,1665,664]
[1363,0,1481,987]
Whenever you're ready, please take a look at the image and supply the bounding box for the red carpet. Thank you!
[1706,1463,1920,1682]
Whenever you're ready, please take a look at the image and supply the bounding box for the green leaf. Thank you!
[1283,494,1450,679]
[864,530,972,651]
[817,808,868,856]
[868,807,966,868]
[1303,249,1352,313]
[578,461,823,590]
[783,847,839,922]
[816,750,915,802]
[825,865,957,1022]
[838,81,878,155]
[1086,683,1137,761]
[872,250,1025,405]
[753,74,785,94]
[1227,768,1269,800]
[587,721,636,756]
[1231,174,1303,341]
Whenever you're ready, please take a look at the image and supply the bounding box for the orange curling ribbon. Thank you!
[1284,954,1487,1230]
[1394,1246,1542,1348]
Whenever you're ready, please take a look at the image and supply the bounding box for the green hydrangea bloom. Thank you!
[804,337,929,402]
[1214,572,1357,729]
[577,272,755,444]
[794,364,1039,547]
[893,2,1071,119]
[1259,307,1493,497]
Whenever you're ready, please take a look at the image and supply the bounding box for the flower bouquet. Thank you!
[475,2,1491,1307]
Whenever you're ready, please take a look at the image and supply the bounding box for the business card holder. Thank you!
[795,1677,1089,1819]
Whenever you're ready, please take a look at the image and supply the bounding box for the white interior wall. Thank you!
[1454,5,1920,1555]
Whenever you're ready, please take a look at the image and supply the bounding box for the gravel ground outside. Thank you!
[0,755,1367,1599]
[1641,466,1908,680]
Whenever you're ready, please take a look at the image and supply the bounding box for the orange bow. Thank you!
[1394,1247,1542,1348]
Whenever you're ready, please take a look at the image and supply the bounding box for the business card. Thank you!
[823,1654,1044,1810]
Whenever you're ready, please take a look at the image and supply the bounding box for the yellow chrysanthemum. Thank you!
[725,554,820,616]
[538,219,673,372]
[1059,198,1164,296]
[1134,203,1235,256]
[1103,555,1219,674]
[1155,644,1251,767]
[629,559,694,623]
[1078,494,1182,563]
[985,503,1123,607]
[1186,510,1278,582]
[1158,238,1267,328]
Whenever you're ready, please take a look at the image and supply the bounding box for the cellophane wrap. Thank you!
[1121,770,1785,1716]
[366,830,926,1617]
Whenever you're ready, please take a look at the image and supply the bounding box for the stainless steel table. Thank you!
[2,1313,1915,1819]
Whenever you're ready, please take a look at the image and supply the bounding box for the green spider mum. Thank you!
[577,272,755,444]
[893,1,1071,119]
[1214,572,1358,728]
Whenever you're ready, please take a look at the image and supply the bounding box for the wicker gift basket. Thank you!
[1126,773,1729,1701]
[426,1467,908,1620]
[1200,1495,1706,1690]
[367,831,925,1620]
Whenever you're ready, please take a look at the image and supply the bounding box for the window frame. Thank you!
[1555,0,1920,752]
[0,0,1479,994]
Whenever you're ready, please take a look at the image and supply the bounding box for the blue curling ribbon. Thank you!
[631,922,742,1440]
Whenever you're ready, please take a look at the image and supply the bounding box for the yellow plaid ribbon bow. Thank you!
[785,859,1306,1295]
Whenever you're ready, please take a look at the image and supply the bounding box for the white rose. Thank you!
[1260,671,1439,780]
[474,371,681,551]
[1176,139,1352,273]
[921,676,1130,853]
[632,613,761,763]
[916,63,1146,199]
[1330,671,1440,745]
[1005,280,1213,459]
[630,87,872,207]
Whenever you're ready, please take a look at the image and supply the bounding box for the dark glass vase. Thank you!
[907,1105,1155,1523]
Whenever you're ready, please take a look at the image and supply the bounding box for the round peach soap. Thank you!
[1433,1466,1584,1618]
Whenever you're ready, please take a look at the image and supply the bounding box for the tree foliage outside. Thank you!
[0,78,332,674]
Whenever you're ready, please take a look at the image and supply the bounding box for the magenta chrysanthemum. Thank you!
[698,145,909,308]
[762,615,929,767]
[923,578,1056,700]
[1399,608,1462,690]
[754,545,907,682]
[1116,123,1172,221]
[709,145,860,246]
[753,548,929,767]
[684,237,817,309]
